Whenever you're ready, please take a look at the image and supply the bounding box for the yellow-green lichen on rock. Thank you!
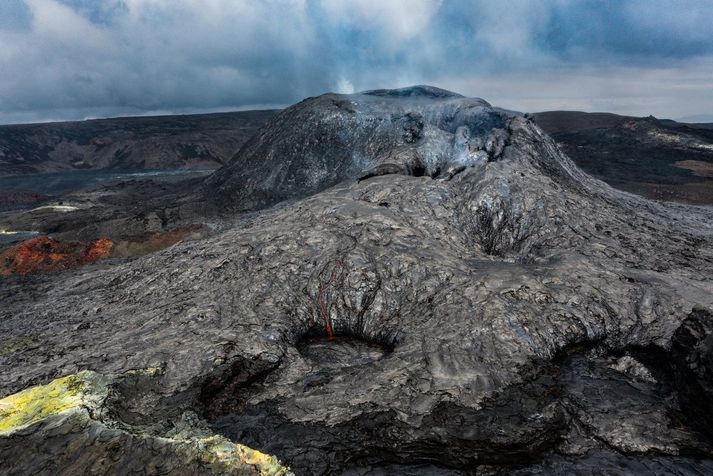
[0,371,107,434]
[0,370,292,475]
[196,435,292,476]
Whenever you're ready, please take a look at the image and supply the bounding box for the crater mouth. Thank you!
[297,335,390,369]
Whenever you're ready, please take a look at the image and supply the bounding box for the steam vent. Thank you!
[3,86,713,474]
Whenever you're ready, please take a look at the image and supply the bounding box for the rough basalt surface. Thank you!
[205,85,512,212]
[2,86,713,474]
[0,370,291,475]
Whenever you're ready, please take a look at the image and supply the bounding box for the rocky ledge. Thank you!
[0,369,290,475]
[2,86,713,474]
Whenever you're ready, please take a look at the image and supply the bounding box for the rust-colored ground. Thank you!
[0,237,113,276]
[0,225,208,277]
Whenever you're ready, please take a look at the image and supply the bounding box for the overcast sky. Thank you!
[1,0,712,124]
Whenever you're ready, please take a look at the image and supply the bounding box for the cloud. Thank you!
[0,0,712,123]
[440,58,713,118]
[319,0,442,45]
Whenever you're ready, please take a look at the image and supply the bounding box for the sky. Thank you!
[0,0,712,124]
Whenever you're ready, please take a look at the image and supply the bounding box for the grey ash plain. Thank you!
[2,86,713,474]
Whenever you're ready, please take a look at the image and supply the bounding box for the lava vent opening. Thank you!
[297,335,391,369]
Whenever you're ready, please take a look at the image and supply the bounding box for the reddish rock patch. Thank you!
[0,236,113,276]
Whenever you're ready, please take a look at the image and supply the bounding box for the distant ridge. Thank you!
[531,111,634,134]
[532,110,713,205]
[532,110,713,133]
[0,110,277,176]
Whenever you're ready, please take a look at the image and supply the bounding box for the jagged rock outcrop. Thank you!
[2,86,713,474]
[0,370,291,475]
[670,306,713,438]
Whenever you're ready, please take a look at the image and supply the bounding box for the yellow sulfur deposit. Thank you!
[198,435,292,476]
[0,372,93,433]
[236,444,289,474]
[0,371,292,475]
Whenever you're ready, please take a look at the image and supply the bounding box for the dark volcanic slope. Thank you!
[0,110,277,176]
[206,85,511,212]
[532,110,634,134]
[533,111,713,204]
[2,87,713,474]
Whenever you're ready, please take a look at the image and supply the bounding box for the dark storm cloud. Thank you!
[0,0,712,124]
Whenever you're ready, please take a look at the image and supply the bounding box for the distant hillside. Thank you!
[533,111,713,205]
[531,111,634,134]
[0,110,277,176]
[533,110,713,132]
[2,107,712,206]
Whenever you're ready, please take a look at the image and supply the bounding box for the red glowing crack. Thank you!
[316,260,343,340]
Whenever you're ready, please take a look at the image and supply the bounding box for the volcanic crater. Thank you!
[1,86,713,475]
